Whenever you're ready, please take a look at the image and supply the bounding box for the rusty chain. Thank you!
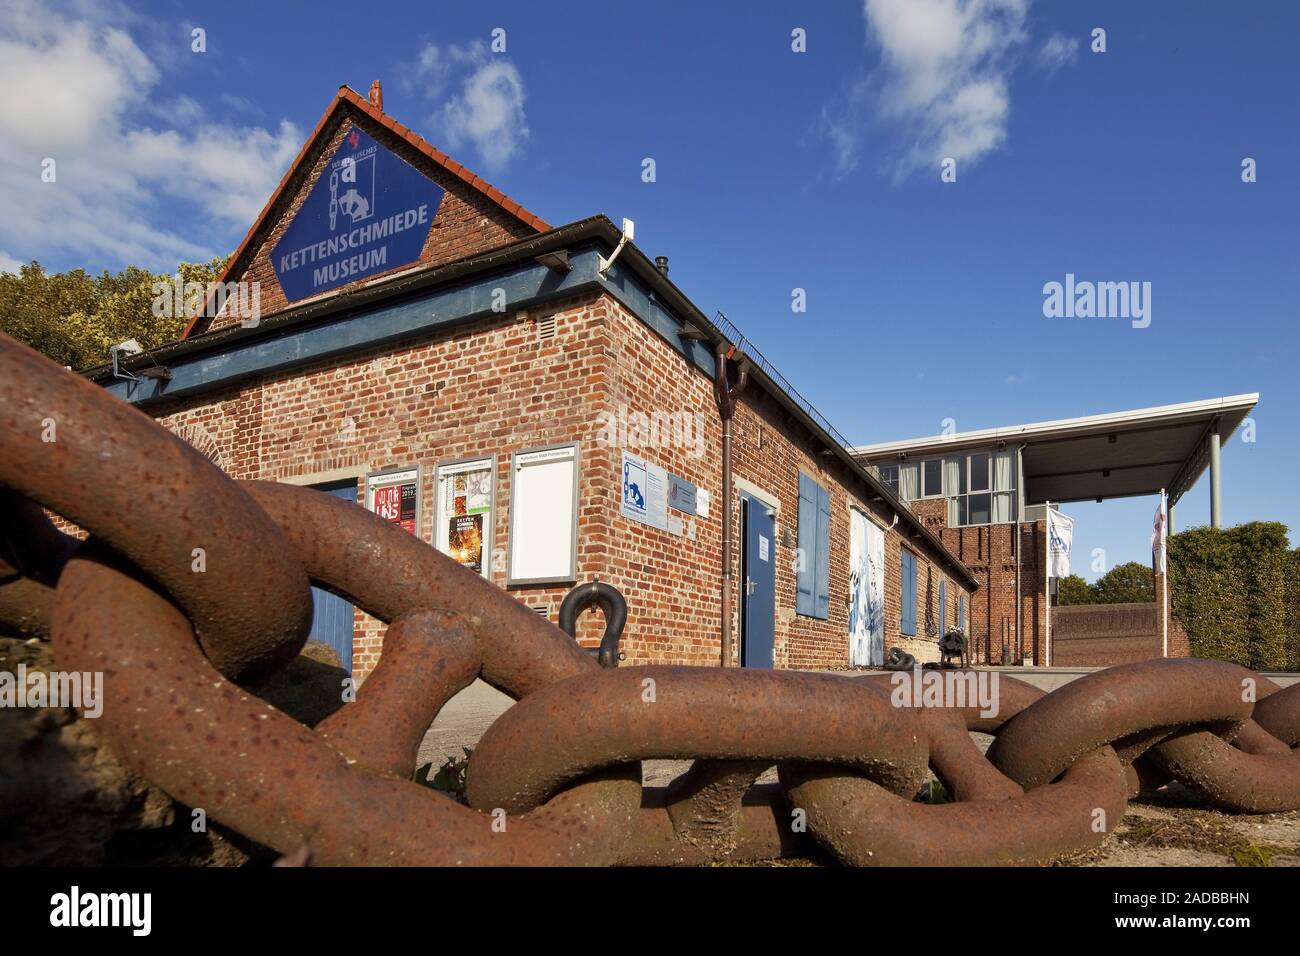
[2,330,1299,866]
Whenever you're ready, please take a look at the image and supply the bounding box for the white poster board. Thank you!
[508,445,578,585]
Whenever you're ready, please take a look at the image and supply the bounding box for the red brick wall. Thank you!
[599,299,969,669]
[1050,602,1184,666]
[915,496,1047,665]
[205,111,538,331]
[142,289,972,677]
[154,292,611,677]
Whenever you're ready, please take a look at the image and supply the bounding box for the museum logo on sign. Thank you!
[271,127,445,302]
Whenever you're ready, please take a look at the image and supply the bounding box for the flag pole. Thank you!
[1044,501,1051,667]
[1161,489,1169,658]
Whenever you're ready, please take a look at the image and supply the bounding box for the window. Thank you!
[900,550,918,636]
[949,448,1017,527]
[507,444,579,585]
[877,462,899,496]
[796,473,831,619]
[921,459,943,498]
[436,457,494,578]
[898,462,920,500]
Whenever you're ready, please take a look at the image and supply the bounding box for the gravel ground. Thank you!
[417,671,1300,866]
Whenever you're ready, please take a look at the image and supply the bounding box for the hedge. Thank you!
[1168,522,1296,671]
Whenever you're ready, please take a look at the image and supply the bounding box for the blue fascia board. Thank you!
[102,244,718,407]
[597,261,717,376]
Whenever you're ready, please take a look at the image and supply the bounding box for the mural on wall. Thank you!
[849,509,886,667]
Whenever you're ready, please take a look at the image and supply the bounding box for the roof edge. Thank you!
[849,393,1261,459]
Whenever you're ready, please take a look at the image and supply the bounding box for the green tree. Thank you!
[0,256,228,371]
[1056,574,1094,605]
[1092,561,1155,604]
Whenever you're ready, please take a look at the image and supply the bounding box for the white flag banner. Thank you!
[1047,508,1074,579]
[1151,492,1168,574]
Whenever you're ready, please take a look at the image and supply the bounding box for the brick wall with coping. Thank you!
[599,297,970,669]
[142,284,972,677]
[910,496,1049,664]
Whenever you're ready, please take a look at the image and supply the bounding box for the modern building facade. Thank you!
[851,395,1257,664]
[88,83,975,679]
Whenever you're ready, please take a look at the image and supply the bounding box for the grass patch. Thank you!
[1117,811,1291,867]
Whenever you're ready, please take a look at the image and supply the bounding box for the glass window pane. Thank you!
[899,462,920,500]
[955,496,968,526]
[969,453,990,491]
[944,457,964,496]
[969,492,991,525]
[878,463,898,495]
[992,491,1011,523]
[922,459,942,497]
[993,450,1015,492]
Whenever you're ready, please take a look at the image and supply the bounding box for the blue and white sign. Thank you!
[271,127,445,303]
[620,451,669,532]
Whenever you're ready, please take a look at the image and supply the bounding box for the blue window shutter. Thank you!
[901,552,917,635]
[814,483,831,619]
[796,475,815,616]
[939,580,947,635]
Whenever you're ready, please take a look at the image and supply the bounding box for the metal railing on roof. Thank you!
[711,311,857,453]
[709,310,916,517]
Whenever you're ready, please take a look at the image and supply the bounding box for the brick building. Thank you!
[851,394,1256,665]
[89,83,975,679]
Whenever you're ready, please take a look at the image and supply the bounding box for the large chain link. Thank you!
[2,331,1298,865]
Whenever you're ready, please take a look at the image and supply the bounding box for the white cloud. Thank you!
[0,1,301,271]
[823,0,1032,178]
[1037,32,1079,72]
[410,42,530,173]
[0,250,24,273]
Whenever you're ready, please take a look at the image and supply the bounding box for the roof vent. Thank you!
[369,80,383,111]
[655,255,669,276]
[537,315,557,340]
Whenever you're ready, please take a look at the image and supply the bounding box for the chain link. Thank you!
[2,331,1298,866]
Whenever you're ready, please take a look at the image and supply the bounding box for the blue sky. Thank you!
[3,0,1296,578]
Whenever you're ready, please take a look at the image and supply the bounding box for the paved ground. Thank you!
[416,667,1300,866]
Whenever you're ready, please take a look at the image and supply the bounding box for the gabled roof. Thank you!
[181,85,550,339]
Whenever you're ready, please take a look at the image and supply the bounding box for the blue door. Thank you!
[308,480,357,674]
[740,492,776,669]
